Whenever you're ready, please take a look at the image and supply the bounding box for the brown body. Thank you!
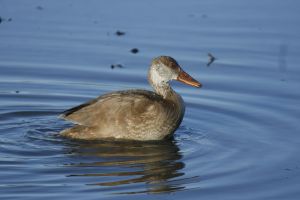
[60,89,184,140]
[60,56,201,141]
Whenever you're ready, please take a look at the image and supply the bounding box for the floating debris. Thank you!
[0,17,12,24]
[15,90,20,94]
[36,6,44,10]
[115,30,125,36]
[207,53,216,66]
[130,48,139,54]
[111,64,124,69]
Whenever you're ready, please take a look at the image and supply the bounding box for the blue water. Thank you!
[1,0,300,199]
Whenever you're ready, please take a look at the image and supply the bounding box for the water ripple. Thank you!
[1,0,300,199]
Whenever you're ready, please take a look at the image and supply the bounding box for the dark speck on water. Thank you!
[36,6,44,10]
[111,64,124,69]
[131,48,139,54]
[115,30,125,36]
[207,52,216,66]
[0,17,12,24]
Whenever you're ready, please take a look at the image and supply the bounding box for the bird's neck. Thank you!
[151,81,176,99]
[149,76,185,134]
[148,66,176,100]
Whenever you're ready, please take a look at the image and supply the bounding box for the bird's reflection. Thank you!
[64,138,185,194]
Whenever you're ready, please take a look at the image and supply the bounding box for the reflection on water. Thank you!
[64,139,186,194]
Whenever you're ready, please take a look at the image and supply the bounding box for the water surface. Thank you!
[1,0,300,199]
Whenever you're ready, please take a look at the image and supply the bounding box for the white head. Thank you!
[148,56,201,98]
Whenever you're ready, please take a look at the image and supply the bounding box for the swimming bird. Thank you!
[60,56,201,141]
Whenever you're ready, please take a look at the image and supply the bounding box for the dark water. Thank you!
[1,0,300,199]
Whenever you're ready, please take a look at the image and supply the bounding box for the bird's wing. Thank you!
[59,90,168,127]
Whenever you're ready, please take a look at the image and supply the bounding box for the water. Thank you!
[1,0,300,199]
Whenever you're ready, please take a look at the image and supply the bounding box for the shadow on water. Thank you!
[63,139,187,194]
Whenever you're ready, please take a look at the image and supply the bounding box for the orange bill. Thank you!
[177,70,202,88]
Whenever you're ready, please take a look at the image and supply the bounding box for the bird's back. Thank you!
[60,89,184,140]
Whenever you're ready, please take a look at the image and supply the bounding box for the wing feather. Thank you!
[59,90,166,127]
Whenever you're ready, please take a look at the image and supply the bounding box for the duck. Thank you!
[60,56,201,141]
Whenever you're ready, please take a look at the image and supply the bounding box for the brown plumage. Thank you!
[60,56,201,141]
